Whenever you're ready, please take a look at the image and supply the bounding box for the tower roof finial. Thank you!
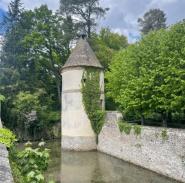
[62,33,103,69]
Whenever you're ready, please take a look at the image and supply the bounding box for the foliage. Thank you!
[81,68,105,139]
[0,128,17,148]
[14,91,40,113]
[138,8,166,34]
[2,0,23,31]
[12,91,60,140]
[60,0,109,37]
[18,143,50,183]
[10,160,25,183]
[10,141,50,183]
[89,28,128,70]
[118,122,142,136]
[133,125,142,136]
[23,5,73,105]
[3,128,51,183]
[107,21,185,127]
[0,2,64,139]
[89,28,128,111]
[0,94,5,102]
[161,129,168,141]
[118,122,132,135]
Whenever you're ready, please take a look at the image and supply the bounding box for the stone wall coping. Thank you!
[0,122,14,182]
[111,120,185,133]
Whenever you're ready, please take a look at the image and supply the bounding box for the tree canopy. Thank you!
[138,9,166,35]
[0,2,70,139]
[60,0,109,37]
[89,28,128,70]
[107,21,185,127]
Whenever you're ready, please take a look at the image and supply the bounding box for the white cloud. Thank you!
[0,0,184,43]
[0,0,59,10]
[99,0,184,43]
[22,0,59,10]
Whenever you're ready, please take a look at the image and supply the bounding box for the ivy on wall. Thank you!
[118,121,142,136]
[81,68,104,142]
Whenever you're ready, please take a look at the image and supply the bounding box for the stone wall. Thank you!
[0,122,14,182]
[0,144,13,183]
[98,111,185,182]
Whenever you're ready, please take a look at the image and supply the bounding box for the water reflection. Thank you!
[44,140,61,182]
[61,151,179,183]
[45,140,179,183]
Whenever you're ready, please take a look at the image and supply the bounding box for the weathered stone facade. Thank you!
[0,143,13,183]
[61,37,104,151]
[98,111,185,183]
[0,120,14,182]
[62,136,96,151]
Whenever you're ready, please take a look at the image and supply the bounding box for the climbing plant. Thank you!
[118,122,132,135]
[118,121,142,136]
[161,129,168,141]
[81,68,105,141]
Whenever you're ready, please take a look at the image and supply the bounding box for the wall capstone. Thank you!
[0,121,14,183]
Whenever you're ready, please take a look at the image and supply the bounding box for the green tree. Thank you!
[2,0,23,31]
[1,4,65,137]
[13,90,60,140]
[23,5,71,105]
[106,44,152,124]
[89,28,128,70]
[13,91,40,139]
[0,0,30,132]
[107,21,185,127]
[89,28,128,110]
[60,0,109,37]
[0,9,37,130]
[138,9,166,35]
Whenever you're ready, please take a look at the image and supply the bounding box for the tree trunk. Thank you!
[141,114,145,125]
[0,102,2,127]
[87,23,91,38]
[87,6,91,38]
[167,112,172,123]
[162,112,167,127]
[57,81,61,107]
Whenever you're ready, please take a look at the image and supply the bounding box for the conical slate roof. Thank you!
[62,38,103,69]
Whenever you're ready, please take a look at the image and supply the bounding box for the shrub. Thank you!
[0,128,17,148]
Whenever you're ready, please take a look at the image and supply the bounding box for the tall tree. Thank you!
[107,21,185,127]
[60,0,109,37]
[3,0,23,31]
[23,5,72,105]
[0,3,70,137]
[89,28,128,70]
[138,9,166,35]
[89,28,128,110]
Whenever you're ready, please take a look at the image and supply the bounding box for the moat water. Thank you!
[44,140,179,183]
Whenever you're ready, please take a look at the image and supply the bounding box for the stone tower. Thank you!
[61,36,104,151]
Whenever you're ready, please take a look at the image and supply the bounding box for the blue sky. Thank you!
[0,0,184,42]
